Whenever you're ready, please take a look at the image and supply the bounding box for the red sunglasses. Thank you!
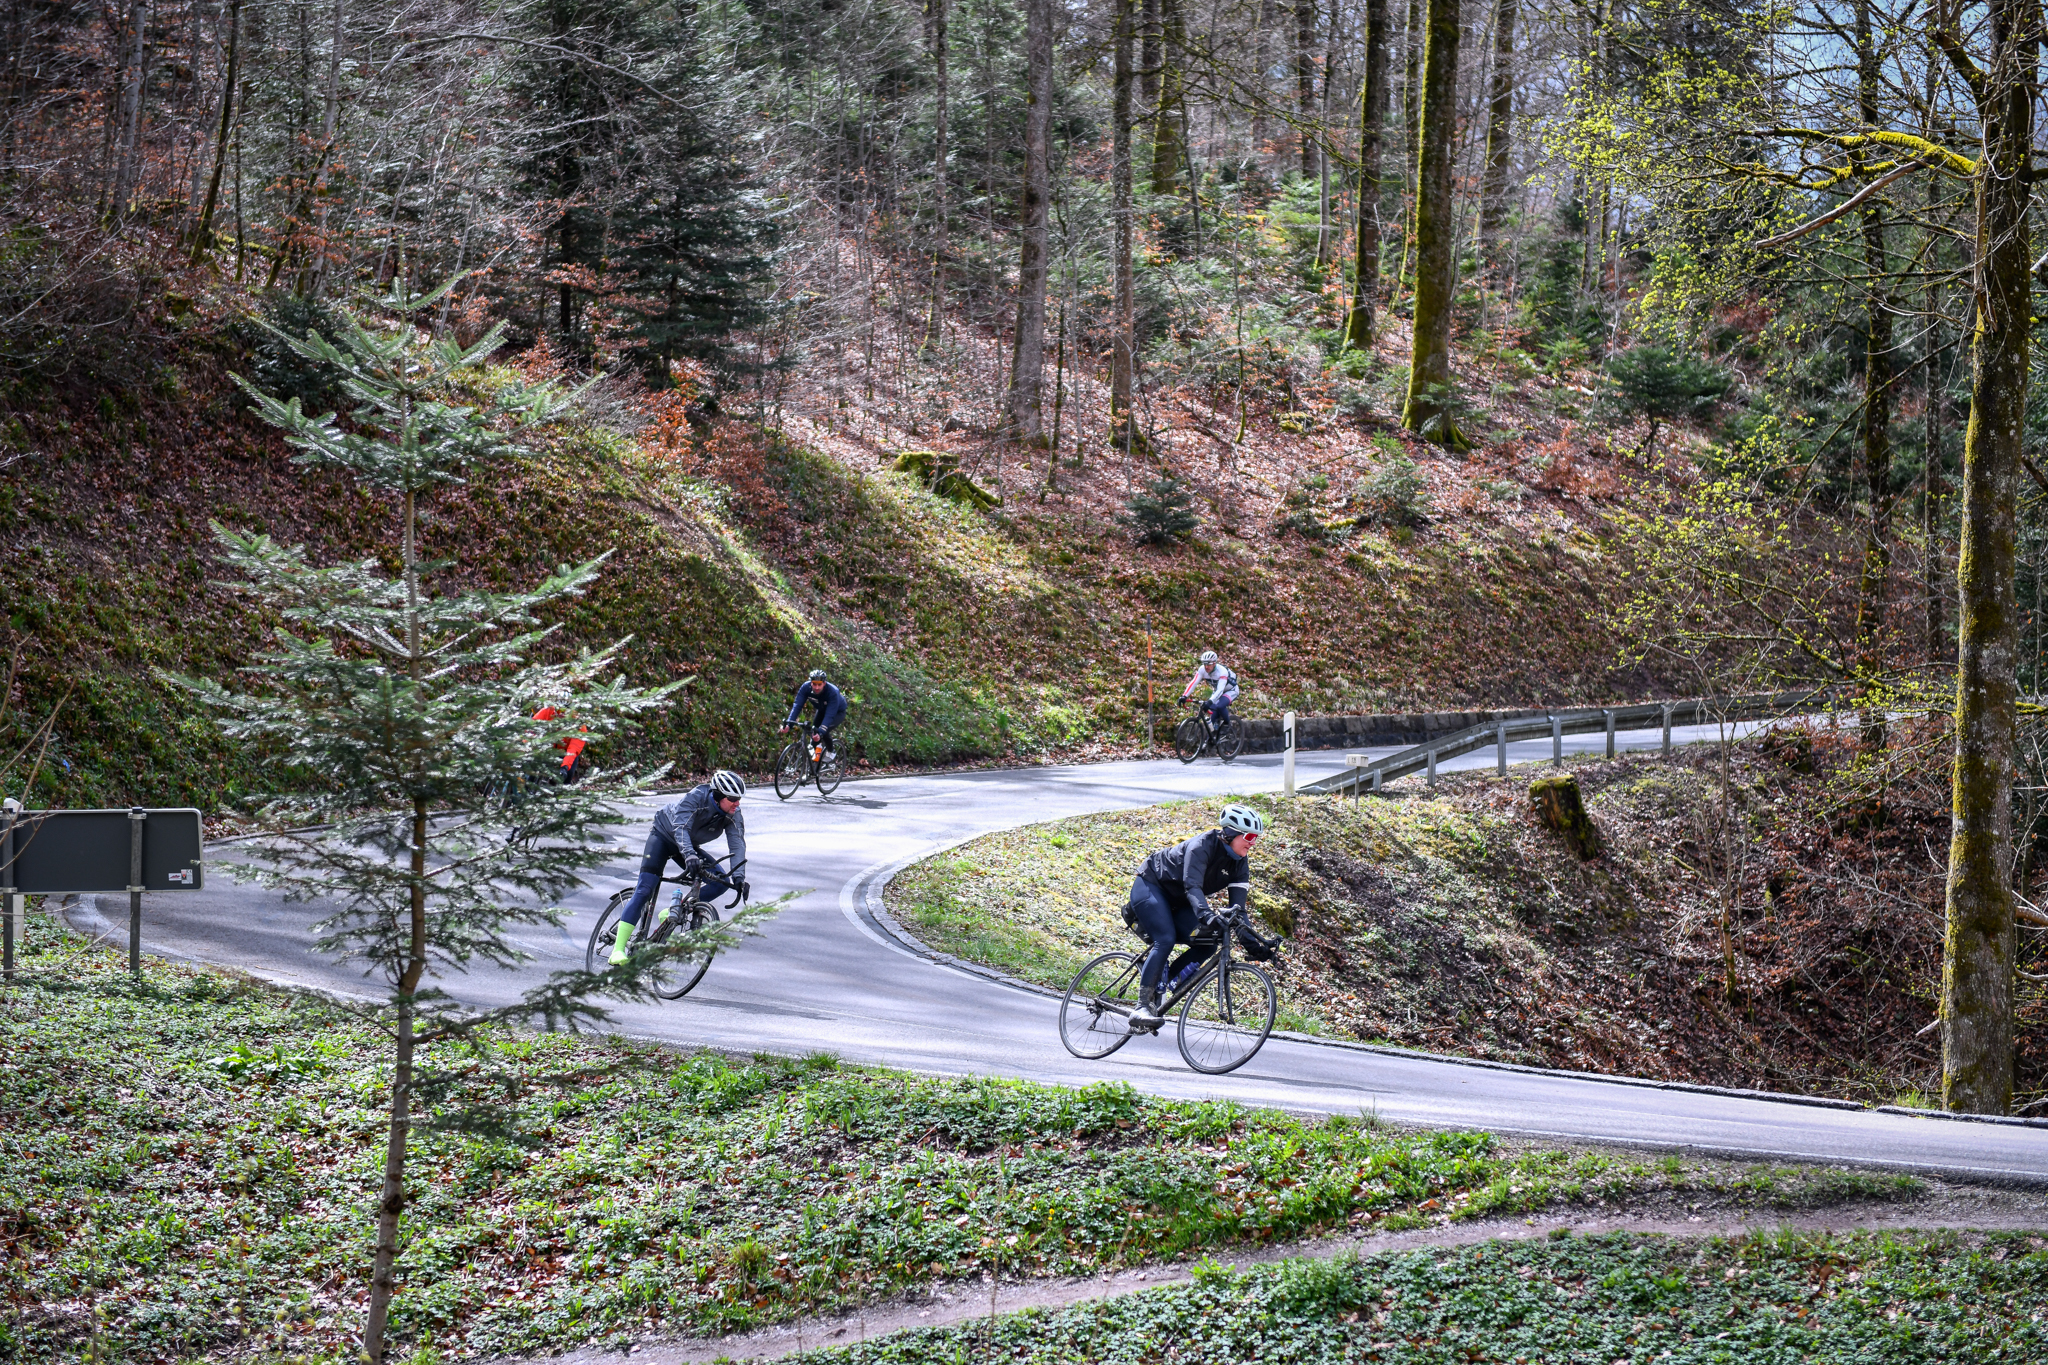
[1236,831,1260,843]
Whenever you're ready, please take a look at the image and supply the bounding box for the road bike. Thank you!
[1173,697,1245,764]
[774,724,844,799]
[583,854,748,999]
[1057,906,1277,1074]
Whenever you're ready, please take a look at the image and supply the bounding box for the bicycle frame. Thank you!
[1099,915,1237,1022]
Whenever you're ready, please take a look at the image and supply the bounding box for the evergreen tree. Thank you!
[610,125,785,383]
[1124,474,1199,545]
[177,279,780,1363]
[1604,344,1732,461]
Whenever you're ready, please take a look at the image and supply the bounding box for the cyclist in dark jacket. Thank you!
[608,771,750,964]
[783,669,848,756]
[1124,804,1266,1026]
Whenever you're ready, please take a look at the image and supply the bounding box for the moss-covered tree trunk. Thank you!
[1924,174,1949,667]
[1149,0,1186,194]
[1004,0,1052,443]
[1110,0,1138,448]
[1399,0,1467,447]
[925,0,949,342]
[1295,0,1318,177]
[1478,0,1516,256]
[1939,0,2035,1116]
[1343,0,1390,350]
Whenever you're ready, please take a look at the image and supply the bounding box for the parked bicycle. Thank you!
[584,854,748,998]
[774,723,844,799]
[1173,696,1245,764]
[1057,904,1277,1074]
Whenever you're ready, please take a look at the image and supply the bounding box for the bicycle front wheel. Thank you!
[1059,951,1144,1059]
[773,742,807,800]
[815,749,843,796]
[648,896,721,999]
[1216,720,1245,763]
[585,888,635,974]
[1177,960,1276,1074]
[1172,717,1207,764]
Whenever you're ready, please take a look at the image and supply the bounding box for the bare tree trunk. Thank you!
[926,0,949,343]
[109,0,151,221]
[1343,0,1388,349]
[1853,0,1894,749]
[1142,0,1162,114]
[1111,0,1138,447]
[1399,0,1466,447]
[1400,0,1420,192]
[1005,0,1052,442]
[1939,0,2036,1117]
[1925,270,1948,665]
[1478,0,1516,255]
[190,0,243,261]
[1149,0,1185,194]
[1295,0,1316,177]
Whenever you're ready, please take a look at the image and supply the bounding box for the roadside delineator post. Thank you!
[1283,711,1296,796]
[1604,709,1617,759]
[128,808,147,976]
[1550,714,1562,767]
[1144,626,1154,752]
[1496,721,1508,776]
[1662,703,1673,756]
[1426,749,1437,785]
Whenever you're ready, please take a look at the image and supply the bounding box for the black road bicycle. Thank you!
[583,854,748,999]
[1173,697,1245,764]
[1057,906,1277,1074]
[774,724,844,799]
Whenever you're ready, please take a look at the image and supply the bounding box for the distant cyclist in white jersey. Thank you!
[1182,650,1239,733]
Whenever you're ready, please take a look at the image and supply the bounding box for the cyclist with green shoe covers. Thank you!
[608,770,750,965]
[1124,803,1266,1027]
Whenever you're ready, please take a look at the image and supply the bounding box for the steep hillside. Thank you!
[5,286,1693,807]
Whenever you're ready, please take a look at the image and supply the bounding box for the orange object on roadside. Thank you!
[534,706,589,771]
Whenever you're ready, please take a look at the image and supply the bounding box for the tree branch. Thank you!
[1752,161,1929,250]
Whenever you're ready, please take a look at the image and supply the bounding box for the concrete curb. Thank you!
[849,851,2048,1132]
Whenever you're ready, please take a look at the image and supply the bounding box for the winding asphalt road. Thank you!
[79,719,2048,1184]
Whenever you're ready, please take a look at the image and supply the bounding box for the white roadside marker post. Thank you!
[1283,711,1296,796]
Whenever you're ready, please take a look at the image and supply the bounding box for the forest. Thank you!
[5,0,2048,1113]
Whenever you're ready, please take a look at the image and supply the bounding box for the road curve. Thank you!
[90,720,2048,1184]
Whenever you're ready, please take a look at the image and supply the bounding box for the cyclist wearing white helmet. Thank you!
[1182,650,1240,734]
[608,769,750,965]
[1123,803,1266,1027]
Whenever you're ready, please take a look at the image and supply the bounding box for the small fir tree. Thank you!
[1604,344,1733,461]
[1123,474,1200,545]
[176,279,778,1364]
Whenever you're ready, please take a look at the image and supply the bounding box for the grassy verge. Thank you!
[809,1228,2048,1363]
[5,916,1922,1363]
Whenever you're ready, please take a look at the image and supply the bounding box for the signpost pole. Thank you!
[127,807,146,976]
[1283,711,1296,796]
[2,800,15,983]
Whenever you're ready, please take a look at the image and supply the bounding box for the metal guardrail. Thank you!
[1299,690,1836,797]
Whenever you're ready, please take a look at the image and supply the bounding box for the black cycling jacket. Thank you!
[657,783,747,872]
[1137,829,1249,917]
[786,680,848,729]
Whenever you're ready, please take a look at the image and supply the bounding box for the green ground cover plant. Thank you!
[1,918,1916,1362]
[810,1228,2048,1363]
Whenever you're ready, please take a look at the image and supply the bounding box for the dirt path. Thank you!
[521,1186,2048,1365]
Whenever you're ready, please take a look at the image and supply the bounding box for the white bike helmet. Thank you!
[711,770,746,800]
[1218,803,1265,836]
[1199,650,1218,664]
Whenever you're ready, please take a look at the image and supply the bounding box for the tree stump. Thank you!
[890,450,1002,510]
[1529,773,1602,860]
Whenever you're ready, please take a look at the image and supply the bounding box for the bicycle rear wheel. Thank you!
[585,888,636,974]
[1059,951,1144,1059]
[1172,717,1207,764]
[647,895,721,999]
[1216,720,1245,763]
[815,748,843,795]
[1176,960,1276,1074]
[773,742,807,800]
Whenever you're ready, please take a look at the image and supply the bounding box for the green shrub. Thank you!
[1351,455,1431,527]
